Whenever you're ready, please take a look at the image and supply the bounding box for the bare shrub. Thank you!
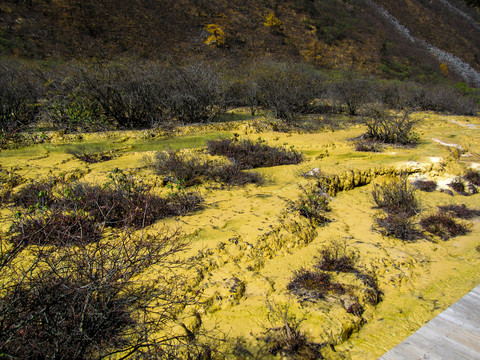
[287,269,342,301]
[152,150,264,186]
[463,169,480,186]
[210,164,265,186]
[438,204,480,219]
[207,138,304,169]
[412,179,437,192]
[420,213,469,240]
[416,84,479,116]
[0,227,197,359]
[363,106,418,145]
[252,62,323,121]
[375,213,422,241]
[9,210,102,246]
[44,64,108,132]
[332,73,376,116]
[81,61,167,129]
[372,175,420,216]
[314,241,358,273]
[63,172,203,228]
[258,301,325,359]
[448,177,468,195]
[152,150,211,185]
[162,63,224,124]
[0,61,41,146]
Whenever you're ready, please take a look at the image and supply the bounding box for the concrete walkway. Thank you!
[378,285,480,360]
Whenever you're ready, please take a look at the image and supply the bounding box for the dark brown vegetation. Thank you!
[258,301,325,359]
[0,225,201,360]
[12,177,59,209]
[0,61,41,146]
[314,241,358,273]
[412,178,438,192]
[290,185,331,226]
[375,213,422,241]
[420,213,470,240]
[152,150,264,186]
[448,177,469,195]
[206,138,304,169]
[287,268,344,301]
[372,175,423,241]
[363,106,418,145]
[288,242,382,319]
[60,171,204,229]
[463,169,480,186]
[9,209,102,246]
[372,175,419,216]
[438,204,480,219]
[0,169,215,359]
[0,57,477,141]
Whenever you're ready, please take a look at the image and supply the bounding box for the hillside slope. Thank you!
[1,0,479,82]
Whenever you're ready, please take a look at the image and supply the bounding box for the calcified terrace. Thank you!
[1,110,479,359]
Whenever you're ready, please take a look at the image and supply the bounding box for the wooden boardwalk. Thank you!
[378,285,480,360]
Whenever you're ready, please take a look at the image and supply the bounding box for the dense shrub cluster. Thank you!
[9,210,102,246]
[258,301,325,359]
[288,242,382,316]
[363,106,418,145]
[206,138,304,169]
[438,204,480,219]
[379,81,479,115]
[412,178,437,192]
[152,150,264,186]
[374,213,422,241]
[0,62,41,146]
[250,62,323,121]
[0,227,198,359]
[12,177,59,209]
[464,169,480,186]
[372,175,419,216]
[448,177,469,195]
[314,241,358,273]
[372,175,422,241]
[61,171,204,228]
[419,213,469,240]
[287,268,342,300]
[0,168,210,359]
[0,58,477,139]
[332,74,376,116]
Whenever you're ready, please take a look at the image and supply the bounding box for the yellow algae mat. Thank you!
[1,112,479,359]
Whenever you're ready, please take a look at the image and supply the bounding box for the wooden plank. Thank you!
[378,285,480,360]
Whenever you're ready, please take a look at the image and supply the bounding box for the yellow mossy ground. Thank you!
[1,112,479,358]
